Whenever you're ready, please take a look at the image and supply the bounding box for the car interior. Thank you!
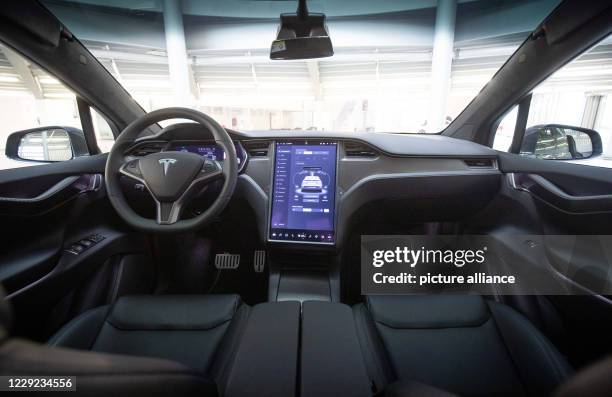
[0,0,611,396]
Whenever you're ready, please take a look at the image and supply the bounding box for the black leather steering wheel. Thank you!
[105,107,237,233]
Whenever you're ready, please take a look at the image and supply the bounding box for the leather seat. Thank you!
[0,290,249,396]
[1,339,219,396]
[49,295,249,378]
[353,295,573,397]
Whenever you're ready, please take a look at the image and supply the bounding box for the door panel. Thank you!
[0,175,97,216]
[512,173,612,214]
[0,154,151,340]
[495,152,612,366]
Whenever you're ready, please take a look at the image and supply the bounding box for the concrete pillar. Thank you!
[582,95,612,159]
[581,95,602,129]
[427,0,457,133]
[162,0,192,107]
[41,130,49,161]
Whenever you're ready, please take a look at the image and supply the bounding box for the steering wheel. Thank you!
[105,108,237,233]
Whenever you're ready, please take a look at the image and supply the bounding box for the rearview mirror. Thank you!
[5,126,89,163]
[270,0,333,60]
[519,124,602,160]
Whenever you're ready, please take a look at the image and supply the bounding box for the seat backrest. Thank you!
[0,287,218,397]
[357,295,572,396]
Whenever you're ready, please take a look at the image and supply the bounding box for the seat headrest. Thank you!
[366,295,490,329]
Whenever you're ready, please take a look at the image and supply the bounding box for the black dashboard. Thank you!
[124,123,502,249]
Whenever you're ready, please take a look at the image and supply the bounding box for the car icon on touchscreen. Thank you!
[301,175,323,193]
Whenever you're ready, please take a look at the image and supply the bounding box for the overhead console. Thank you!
[269,140,338,245]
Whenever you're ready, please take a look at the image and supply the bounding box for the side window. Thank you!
[91,107,115,153]
[493,33,612,169]
[493,105,519,152]
[0,43,113,170]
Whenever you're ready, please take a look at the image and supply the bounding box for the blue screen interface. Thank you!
[171,143,245,167]
[269,141,337,244]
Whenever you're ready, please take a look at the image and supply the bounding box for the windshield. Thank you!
[40,0,560,133]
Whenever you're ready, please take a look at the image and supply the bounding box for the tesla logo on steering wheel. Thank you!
[158,158,177,175]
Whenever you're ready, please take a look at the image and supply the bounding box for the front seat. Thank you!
[0,291,247,396]
[353,295,572,397]
[48,295,249,382]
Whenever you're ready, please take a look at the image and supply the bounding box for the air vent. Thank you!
[344,141,377,158]
[244,141,270,157]
[464,159,495,168]
[130,142,166,156]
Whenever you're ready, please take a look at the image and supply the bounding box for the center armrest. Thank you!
[301,301,372,397]
[224,301,301,397]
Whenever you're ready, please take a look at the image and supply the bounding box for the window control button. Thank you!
[67,244,85,254]
[65,234,105,255]
[89,234,105,243]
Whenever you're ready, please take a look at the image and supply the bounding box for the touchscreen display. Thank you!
[269,141,337,244]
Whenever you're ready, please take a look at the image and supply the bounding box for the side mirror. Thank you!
[519,124,603,160]
[5,126,89,163]
[270,0,334,60]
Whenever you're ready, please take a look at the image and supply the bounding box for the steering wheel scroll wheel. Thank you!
[105,107,238,233]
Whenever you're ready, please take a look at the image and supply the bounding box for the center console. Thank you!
[266,140,340,302]
[223,301,372,397]
[218,302,372,397]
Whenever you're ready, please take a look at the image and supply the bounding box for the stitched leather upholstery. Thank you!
[0,292,249,396]
[355,295,572,397]
[49,294,247,374]
[0,339,218,396]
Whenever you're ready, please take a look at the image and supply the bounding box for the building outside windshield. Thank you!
[0,0,611,168]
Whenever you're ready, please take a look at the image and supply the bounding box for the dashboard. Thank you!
[125,124,502,249]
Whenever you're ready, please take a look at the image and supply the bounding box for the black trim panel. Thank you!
[0,174,101,216]
[512,173,612,214]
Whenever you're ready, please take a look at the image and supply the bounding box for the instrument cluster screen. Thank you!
[269,141,337,244]
[171,142,245,168]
